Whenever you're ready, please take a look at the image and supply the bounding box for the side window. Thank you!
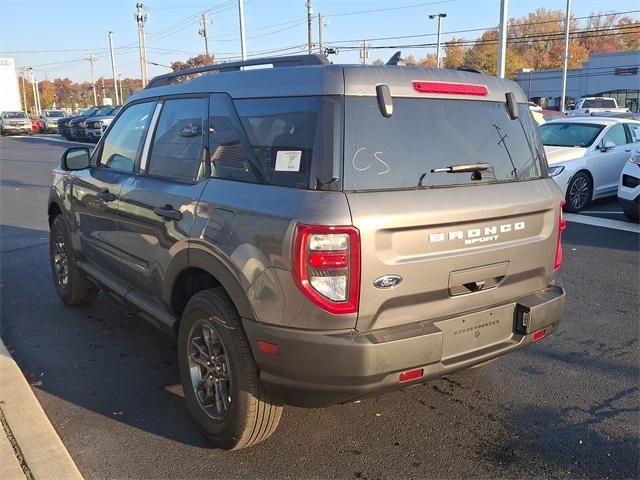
[234,97,321,189]
[146,97,207,182]
[99,102,156,173]
[602,124,627,146]
[626,123,640,143]
[208,94,261,183]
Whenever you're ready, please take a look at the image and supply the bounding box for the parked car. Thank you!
[0,111,32,135]
[541,109,566,122]
[70,105,116,141]
[592,111,640,121]
[39,109,67,133]
[59,107,98,139]
[567,96,630,117]
[618,150,640,222]
[48,54,566,450]
[539,117,640,212]
[83,106,121,143]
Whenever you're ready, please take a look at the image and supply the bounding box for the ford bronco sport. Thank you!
[48,54,566,450]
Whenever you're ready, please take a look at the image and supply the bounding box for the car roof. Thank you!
[128,54,528,104]
[544,117,640,126]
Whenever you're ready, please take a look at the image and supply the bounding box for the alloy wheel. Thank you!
[188,319,231,421]
[569,176,589,210]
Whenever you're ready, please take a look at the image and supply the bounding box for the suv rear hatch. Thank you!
[342,90,562,332]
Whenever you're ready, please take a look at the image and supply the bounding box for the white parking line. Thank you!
[564,213,640,234]
[580,210,625,215]
[27,136,94,147]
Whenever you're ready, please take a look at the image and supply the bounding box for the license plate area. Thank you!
[436,304,514,360]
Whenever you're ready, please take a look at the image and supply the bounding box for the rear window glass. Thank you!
[539,123,604,148]
[343,98,543,190]
[582,99,616,108]
[2,112,27,119]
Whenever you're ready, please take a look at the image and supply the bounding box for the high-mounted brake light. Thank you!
[554,200,567,270]
[413,81,488,96]
[292,224,360,314]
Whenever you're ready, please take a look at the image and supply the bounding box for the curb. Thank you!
[0,340,83,480]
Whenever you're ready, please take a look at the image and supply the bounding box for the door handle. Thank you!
[625,149,632,152]
[97,189,117,202]
[154,204,183,221]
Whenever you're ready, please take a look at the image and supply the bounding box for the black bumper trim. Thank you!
[243,285,565,407]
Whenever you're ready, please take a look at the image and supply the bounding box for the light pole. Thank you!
[560,0,571,112]
[135,3,149,87]
[108,31,120,104]
[428,13,446,68]
[522,68,534,99]
[497,0,508,78]
[85,55,98,106]
[238,0,247,60]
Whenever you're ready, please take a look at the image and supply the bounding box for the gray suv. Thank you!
[48,54,566,450]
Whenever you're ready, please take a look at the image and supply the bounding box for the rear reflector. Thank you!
[532,329,546,342]
[554,200,567,270]
[413,81,488,96]
[257,340,279,356]
[399,368,424,382]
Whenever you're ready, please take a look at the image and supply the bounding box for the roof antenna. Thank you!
[386,51,405,66]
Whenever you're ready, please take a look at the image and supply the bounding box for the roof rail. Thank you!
[145,54,330,89]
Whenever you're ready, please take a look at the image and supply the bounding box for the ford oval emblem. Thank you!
[373,275,402,289]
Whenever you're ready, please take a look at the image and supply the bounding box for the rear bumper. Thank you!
[244,285,565,407]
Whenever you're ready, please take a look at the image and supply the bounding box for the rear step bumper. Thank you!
[243,285,565,407]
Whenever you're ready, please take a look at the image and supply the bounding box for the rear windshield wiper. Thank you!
[430,163,490,173]
[418,163,491,187]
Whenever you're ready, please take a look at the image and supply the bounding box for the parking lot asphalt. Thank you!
[1,135,638,479]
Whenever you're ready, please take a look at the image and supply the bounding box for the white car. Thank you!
[539,117,640,212]
[618,150,640,222]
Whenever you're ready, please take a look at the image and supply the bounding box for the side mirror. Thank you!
[61,147,91,170]
[598,141,616,152]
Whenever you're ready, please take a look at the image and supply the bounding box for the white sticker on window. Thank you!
[275,150,302,172]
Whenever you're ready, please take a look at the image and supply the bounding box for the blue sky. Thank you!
[0,0,638,82]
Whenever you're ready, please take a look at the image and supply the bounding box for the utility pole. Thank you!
[135,3,149,87]
[497,0,508,78]
[108,31,120,104]
[100,76,106,104]
[238,0,247,60]
[27,67,40,115]
[318,13,324,54]
[18,68,27,112]
[359,42,370,64]
[199,11,211,57]
[428,13,447,68]
[306,0,313,54]
[560,0,571,113]
[85,55,98,106]
[118,73,123,103]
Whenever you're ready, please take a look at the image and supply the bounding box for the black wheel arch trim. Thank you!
[163,245,257,324]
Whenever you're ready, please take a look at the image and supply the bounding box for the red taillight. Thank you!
[532,329,546,341]
[308,252,348,269]
[554,200,567,270]
[292,224,360,315]
[413,81,488,96]
[399,368,424,382]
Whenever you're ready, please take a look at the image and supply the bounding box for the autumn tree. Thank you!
[171,54,214,71]
[39,81,56,109]
[442,38,467,69]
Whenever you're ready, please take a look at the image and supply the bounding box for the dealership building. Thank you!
[515,50,640,112]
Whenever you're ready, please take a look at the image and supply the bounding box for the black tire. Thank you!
[622,206,639,223]
[177,288,282,450]
[49,215,95,306]
[565,171,592,212]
